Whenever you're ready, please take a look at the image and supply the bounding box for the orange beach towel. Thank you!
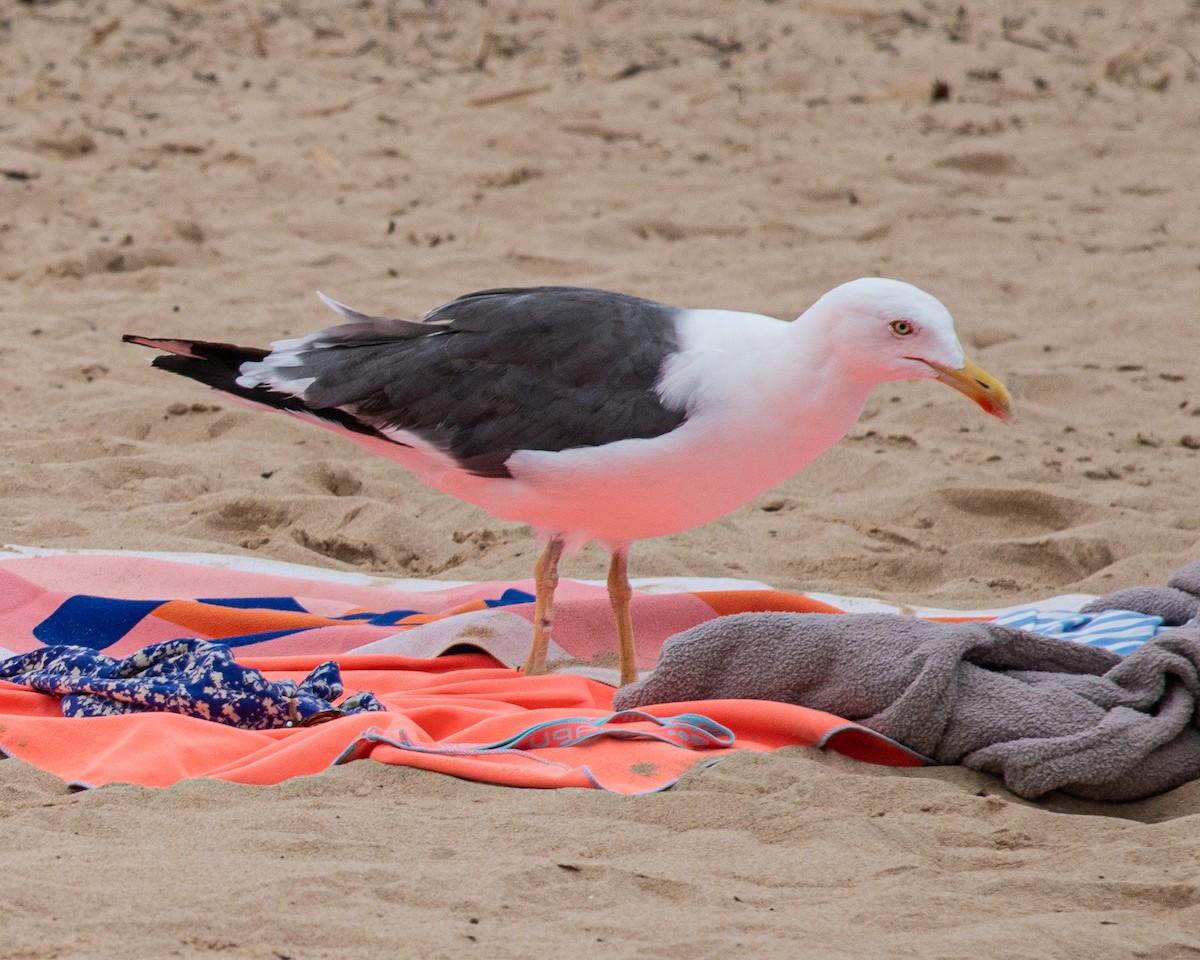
[0,551,929,793]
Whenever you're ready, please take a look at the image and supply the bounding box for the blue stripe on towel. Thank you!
[33,595,163,650]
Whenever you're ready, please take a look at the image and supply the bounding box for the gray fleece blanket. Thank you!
[613,561,1200,802]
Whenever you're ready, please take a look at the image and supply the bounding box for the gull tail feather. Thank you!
[121,333,397,446]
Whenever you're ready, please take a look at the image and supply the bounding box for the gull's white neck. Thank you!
[661,305,875,450]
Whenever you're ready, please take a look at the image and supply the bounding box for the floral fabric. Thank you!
[0,639,384,729]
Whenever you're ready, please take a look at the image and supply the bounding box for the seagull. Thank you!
[124,279,1011,686]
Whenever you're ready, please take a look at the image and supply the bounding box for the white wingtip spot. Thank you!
[236,361,316,397]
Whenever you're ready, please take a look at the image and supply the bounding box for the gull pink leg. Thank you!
[522,536,564,677]
[607,546,638,687]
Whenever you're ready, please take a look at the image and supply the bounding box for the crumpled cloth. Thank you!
[0,639,384,729]
[614,564,1200,802]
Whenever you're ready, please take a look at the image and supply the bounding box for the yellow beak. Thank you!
[924,357,1013,422]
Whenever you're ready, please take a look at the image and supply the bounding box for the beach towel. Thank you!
[1,547,1194,798]
[0,548,927,793]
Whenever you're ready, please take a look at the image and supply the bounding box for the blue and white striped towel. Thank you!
[992,608,1179,655]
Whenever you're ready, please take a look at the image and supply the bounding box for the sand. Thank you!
[3,0,1200,956]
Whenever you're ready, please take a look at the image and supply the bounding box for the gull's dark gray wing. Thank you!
[132,287,691,479]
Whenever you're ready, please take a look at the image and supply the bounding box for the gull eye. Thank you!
[889,319,915,337]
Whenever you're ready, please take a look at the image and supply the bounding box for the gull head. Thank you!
[806,277,1012,422]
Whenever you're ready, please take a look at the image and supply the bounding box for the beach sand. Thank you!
[3,1,1200,956]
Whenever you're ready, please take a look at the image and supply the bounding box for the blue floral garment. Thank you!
[0,639,384,729]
